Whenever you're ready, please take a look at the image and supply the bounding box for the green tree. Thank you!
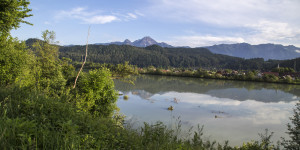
[282,101,300,149]
[195,68,209,78]
[114,61,138,77]
[61,57,75,80]
[0,0,32,40]
[0,38,36,87]
[263,74,279,82]
[285,75,293,83]
[75,68,118,117]
[0,0,34,87]
[272,67,295,74]
[32,30,66,93]
[246,71,255,81]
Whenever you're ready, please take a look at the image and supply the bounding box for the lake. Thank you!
[114,75,300,146]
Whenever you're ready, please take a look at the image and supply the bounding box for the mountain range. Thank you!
[95,36,173,48]
[25,38,300,71]
[94,36,300,60]
[28,36,300,60]
[204,43,300,60]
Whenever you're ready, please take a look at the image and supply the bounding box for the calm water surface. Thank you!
[115,75,300,146]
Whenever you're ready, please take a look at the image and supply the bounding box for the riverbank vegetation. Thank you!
[139,66,300,84]
[1,0,299,149]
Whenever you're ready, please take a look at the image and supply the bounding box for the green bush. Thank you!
[0,86,130,149]
[0,38,36,87]
[263,74,279,83]
[75,68,118,117]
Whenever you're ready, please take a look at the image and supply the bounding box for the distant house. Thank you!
[282,72,300,78]
[257,73,263,77]
[232,71,238,75]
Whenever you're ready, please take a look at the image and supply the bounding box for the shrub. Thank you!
[75,68,118,117]
[0,86,131,149]
[0,38,36,87]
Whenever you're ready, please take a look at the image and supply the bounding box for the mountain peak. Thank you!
[124,39,131,42]
[142,36,153,40]
[133,36,158,47]
[94,36,173,48]
[123,39,131,45]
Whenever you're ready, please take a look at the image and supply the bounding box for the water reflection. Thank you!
[115,75,300,146]
[115,75,300,102]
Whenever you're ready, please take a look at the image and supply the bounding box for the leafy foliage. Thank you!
[272,67,295,76]
[0,37,36,87]
[0,0,33,86]
[0,0,32,39]
[75,68,118,117]
[0,86,125,149]
[30,30,67,95]
[282,101,300,149]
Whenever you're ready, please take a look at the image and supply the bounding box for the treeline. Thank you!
[140,67,300,84]
[56,43,300,71]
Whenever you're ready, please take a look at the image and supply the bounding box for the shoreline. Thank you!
[139,71,300,85]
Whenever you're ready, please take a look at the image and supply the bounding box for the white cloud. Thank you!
[146,0,300,46]
[44,21,50,25]
[56,7,141,24]
[134,10,145,17]
[244,20,300,44]
[148,0,300,26]
[167,29,300,47]
[168,35,245,47]
[111,11,143,21]
[127,13,137,19]
[84,15,117,24]
[296,50,300,53]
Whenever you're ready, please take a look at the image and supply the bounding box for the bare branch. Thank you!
[73,26,90,89]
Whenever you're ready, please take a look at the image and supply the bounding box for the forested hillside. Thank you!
[277,57,300,71]
[205,43,300,60]
[58,44,285,71]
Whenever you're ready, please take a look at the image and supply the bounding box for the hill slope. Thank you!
[205,43,300,60]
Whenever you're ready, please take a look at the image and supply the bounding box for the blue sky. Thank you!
[11,0,300,47]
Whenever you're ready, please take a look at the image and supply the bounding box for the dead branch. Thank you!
[73,26,90,88]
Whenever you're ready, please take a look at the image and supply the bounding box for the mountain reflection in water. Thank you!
[115,75,299,146]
